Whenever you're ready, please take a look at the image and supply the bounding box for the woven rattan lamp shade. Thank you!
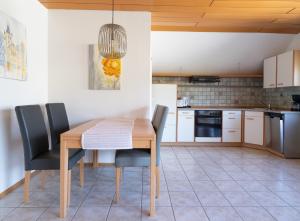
[98,23,127,59]
[98,0,127,59]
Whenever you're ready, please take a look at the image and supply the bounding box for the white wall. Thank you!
[287,33,300,50]
[0,0,48,192]
[152,32,295,75]
[48,10,151,163]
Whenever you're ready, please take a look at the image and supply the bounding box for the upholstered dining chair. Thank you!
[15,105,85,204]
[46,103,85,187]
[114,105,169,201]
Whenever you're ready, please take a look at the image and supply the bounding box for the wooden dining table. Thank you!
[59,118,156,218]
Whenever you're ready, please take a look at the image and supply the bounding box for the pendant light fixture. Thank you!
[98,0,127,59]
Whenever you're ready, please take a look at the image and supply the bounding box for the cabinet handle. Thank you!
[246,117,254,120]
[228,113,236,115]
[269,84,274,86]
[228,117,236,120]
[185,117,193,119]
[228,130,236,133]
[278,83,284,86]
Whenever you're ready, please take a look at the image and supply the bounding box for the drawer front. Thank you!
[178,110,194,116]
[223,129,241,142]
[245,111,264,118]
[223,115,241,129]
[223,111,241,116]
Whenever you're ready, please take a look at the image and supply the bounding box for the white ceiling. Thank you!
[151,32,297,75]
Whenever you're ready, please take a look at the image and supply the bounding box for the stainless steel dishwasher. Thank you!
[264,112,284,154]
[265,112,300,158]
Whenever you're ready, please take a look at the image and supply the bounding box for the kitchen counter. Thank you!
[177,106,300,114]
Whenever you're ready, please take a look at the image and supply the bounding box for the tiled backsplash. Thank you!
[152,76,300,108]
[265,87,300,108]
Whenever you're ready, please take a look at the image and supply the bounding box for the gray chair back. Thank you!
[46,103,70,150]
[152,105,169,166]
[15,105,49,170]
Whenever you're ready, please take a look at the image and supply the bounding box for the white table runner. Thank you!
[81,118,134,150]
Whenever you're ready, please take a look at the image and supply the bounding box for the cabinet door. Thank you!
[162,113,176,142]
[263,56,277,88]
[162,124,176,142]
[277,51,294,87]
[244,112,264,145]
[223,129,241,142]
[177,111,194,142]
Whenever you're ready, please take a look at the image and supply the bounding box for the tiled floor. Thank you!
[2,146,300,221]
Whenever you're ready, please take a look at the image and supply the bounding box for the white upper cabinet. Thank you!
[263,56,277,88]
[152,84,177,142]
[277,51,294,88]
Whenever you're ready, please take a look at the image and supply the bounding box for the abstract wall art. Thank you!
[88,44,121,90]
[0,11,27,81]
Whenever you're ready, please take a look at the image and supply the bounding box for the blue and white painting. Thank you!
[0,11,27,81]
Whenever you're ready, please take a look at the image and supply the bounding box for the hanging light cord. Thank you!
[111,0,115,41]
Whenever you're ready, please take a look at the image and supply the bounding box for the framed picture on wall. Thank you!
[88,44,121,90]
[0,11,27,81]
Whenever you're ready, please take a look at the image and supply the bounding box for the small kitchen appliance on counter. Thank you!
[177,96,191,108]
[291,95,300,111]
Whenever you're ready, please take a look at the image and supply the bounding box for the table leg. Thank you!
[93,150,98,168]
[150,138,156,216]
[60,140,68,218]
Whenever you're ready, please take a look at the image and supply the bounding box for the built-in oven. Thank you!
[195,110,222,142]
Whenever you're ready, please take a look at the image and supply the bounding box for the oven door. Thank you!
[195,110,222,142]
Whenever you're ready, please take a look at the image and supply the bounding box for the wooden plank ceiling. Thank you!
[39,0,300,33]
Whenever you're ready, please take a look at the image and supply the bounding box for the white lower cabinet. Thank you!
[162,113,176,142]
[222,111,242,142]
[244,111,264,145]
[177,110,195,142]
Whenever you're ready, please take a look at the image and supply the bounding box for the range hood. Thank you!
[189,76,220,83]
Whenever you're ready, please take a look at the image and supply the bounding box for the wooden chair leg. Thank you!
[67,170,71,207]
[24,171,31,203]
[115,167,121,202]
[93,150,98,168]
[39,171,46,190]
[79,159,84,187]
[156,166,160,198]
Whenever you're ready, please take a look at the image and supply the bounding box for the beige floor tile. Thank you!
[112,191,142,207]
[274,191,300,206]
[142,191,171,207]
[173,206,209,221]
[141,207,174,221]
[166,180,193,192]
[248,191,288,206]
[223,191,259,206]
[169,191,200,207]
[82,191,114,206]
[196,191,230,206]
[214,181,245,192]
[3,207,46,221]
[0,208,15,220]
[204,206,242,221]
[237,181,269,192]
[235,206,275,221]
[190,180,219,191]
[107,206,141,221]
[37,207,77,221]
[72,206,109,221]
[265,206,300,221]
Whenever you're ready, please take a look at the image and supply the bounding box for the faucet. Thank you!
[258,100,272,110]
